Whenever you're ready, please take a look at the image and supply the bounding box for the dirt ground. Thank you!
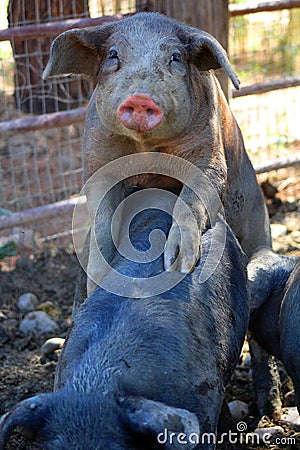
[0,167,299,450]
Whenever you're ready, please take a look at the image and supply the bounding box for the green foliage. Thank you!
[230,9,300,85]
[0,207,13,216]
[0,207,17,259]
[0,241,17,259]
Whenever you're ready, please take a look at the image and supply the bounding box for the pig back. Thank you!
[58,209,249,402]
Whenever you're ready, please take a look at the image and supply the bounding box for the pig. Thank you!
[43,11,274,421]
[247,247,300,415]
[42,12,271,297]
[0,207,249,450]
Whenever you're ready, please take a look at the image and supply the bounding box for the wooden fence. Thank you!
[0,0,299,234]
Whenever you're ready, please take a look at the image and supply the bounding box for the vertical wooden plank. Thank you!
[8,0,91,114]
[137,0,230,98]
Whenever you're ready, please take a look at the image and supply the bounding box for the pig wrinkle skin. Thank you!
[42,12,271,297]
[247,248,300,414]
[0,211,249,450]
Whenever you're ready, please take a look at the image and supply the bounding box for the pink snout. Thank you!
[117,94,164,132]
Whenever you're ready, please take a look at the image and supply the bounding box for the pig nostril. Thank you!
[117,94,164,131]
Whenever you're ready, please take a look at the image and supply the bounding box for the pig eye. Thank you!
[170,52,181,63]
[108,49,119,60]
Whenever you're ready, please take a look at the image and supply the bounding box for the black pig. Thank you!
[0,208,249,450]
[247,248,300,414]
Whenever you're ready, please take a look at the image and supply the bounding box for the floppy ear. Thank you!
[43,24,114,81]
[0,394,53,449]
[181,28,240,90]
[121,397,200,449]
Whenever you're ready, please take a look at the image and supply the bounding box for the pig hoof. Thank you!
[164,225,200,273]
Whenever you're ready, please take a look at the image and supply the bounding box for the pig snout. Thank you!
[117,94,163,132]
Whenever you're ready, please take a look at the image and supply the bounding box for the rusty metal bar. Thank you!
[230,0,300,16]
[1,150,300,230]
[0,14,123,42]
[254,153,300,174]
[0,197,86,230]
[0,107,86,136]
[232,76,300,98]
[0,2,299,43]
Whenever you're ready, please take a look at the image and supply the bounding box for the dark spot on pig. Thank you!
[197,379,217,395]
[165,414,185,432]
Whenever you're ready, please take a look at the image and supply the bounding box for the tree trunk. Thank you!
[136,0,230,98]
[8,0,91,114]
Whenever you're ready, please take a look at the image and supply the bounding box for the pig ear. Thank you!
[121,397,200,449]
[43,25,114,80]
[0,394,53,447]
[184,29,240,90]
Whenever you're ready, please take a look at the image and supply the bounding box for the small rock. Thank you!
[271,223,287,239]
[17,292,39,312]
[228,400,249,420]
[286,202,298,212]
[284,390,295,407]
[41,337,65,356]
[280,406,300,431]
[19,311,58,336]
[254,426,284,441]
[37,301,61,319]
[243,354,251,367]
[0,311,7,320]
[290,230,300,242]
[234,369,250,382]
[285,216,300,232]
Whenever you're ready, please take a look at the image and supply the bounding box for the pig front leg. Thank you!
[164,184,221,272]
[86,181,123,296]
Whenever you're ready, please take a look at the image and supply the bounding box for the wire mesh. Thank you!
[230,8,300,84]
[0,1,299,254]
[0,0,146,251]
[229,6,300,159]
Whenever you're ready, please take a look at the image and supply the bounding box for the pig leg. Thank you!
[198,387,225,450]
[238,189,272,257]
[86,182,123,296]
[248,336,282,420]
[72,231,90,318]
[280,262,300,413]
[247,250,287,420]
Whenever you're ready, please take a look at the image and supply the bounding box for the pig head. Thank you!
[43,12,271,296]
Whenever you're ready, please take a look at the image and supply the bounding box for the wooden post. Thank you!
[7,0,91,114]
[136,0,230,99]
